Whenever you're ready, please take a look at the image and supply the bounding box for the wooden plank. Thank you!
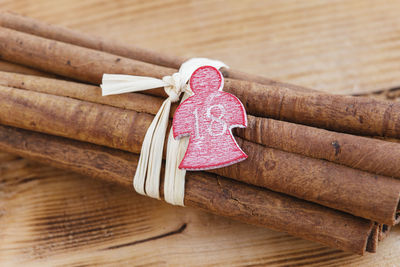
[0,0,399,265]
[0,154,399,266]
[1,0,400,94]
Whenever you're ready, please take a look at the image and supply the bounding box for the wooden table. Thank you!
[0,0,399,266]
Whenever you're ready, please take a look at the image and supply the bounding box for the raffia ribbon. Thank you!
[101,58,228,206]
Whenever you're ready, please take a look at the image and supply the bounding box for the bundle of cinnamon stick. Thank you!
[0,11,398,255]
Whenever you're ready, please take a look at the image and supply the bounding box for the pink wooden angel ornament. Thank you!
[172,66,248,170]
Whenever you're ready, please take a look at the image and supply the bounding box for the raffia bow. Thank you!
[101,58,228,205]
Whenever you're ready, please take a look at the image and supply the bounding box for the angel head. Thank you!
[189,66,224,94]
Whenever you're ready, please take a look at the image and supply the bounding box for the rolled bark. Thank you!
[0,60,57,78]
[2,71,400,180]
[0,11,316,94]
[1,27,400,139]
[0,85,399,225]
[0,124,384,255]
[0,11,183,70]
[0,71,164,116]
[0,11,396,255]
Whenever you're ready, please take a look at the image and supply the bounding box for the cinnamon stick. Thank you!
[0,60,57,78]
[0,85,399,225]
[1,27,400,139]
[0,124,383,255]
[0,11,183,70]
[0,11,315,93]
[2,71,400,180]
[0,11,396,255]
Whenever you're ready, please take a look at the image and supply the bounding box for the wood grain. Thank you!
[0,125,386,255]
[0,0,399,265]
[0,153,399,266]
[1,0,400,95]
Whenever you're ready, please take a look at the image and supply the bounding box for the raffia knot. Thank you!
[163,73,183,102]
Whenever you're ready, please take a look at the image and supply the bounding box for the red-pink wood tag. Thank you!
[172,66,248,170]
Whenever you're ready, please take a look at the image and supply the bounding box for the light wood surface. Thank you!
[2,0,400,95]
[0,154,399,267]
[0,0,399,266]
